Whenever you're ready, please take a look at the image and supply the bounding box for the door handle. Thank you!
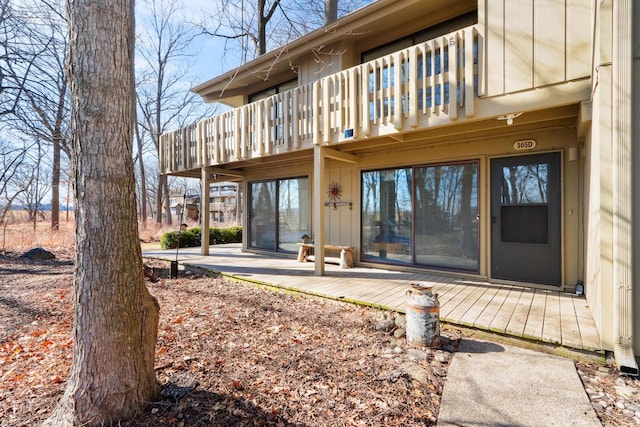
[492,216,496,224]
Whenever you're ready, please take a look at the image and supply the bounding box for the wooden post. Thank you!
[201,166,210,256]
[313,145,325,275]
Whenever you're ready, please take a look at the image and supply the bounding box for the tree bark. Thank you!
[163,175,172,225]
[51,137,60,230]
[44,0,160,424]
[134,117,148,227]
[324,0,338,25]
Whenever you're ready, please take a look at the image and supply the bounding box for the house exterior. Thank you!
[160,0,639,371]
[169,193,200,222]
[209,182,240,224]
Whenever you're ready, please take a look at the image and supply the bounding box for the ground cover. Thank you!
[0,252,458,426]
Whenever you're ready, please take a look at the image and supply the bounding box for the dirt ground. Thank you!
[1,240,640,426]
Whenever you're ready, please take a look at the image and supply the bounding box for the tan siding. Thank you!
[483,0,591,96]
[504,0,533,92]
[485,0,505,96]
[298,43,345,86]
[325,167,355,247]
[566,0,592,80]
[534,0,566,86]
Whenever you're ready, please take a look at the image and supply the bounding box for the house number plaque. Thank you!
[513,139,536,150]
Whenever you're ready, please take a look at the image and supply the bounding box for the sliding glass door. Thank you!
[362,161,479,272]
[414,163,478,271]
[248,177,309,252]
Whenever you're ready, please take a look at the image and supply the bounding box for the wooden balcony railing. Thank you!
[209,202,235,212]
[160,25,482,175]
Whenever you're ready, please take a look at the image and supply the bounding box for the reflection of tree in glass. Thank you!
[501,163,548,204]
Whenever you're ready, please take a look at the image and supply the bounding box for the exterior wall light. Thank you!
[497,112,523,125]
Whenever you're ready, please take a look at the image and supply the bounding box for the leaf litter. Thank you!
[0,253,460,426]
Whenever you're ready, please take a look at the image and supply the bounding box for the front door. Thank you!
[490,153,561,286]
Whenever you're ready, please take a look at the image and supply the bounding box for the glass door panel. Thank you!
[414,162,479,271]
[248,181,276,250]
[362,168,412,264]
[278,177,309,252]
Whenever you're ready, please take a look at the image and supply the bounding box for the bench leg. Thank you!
[340,249,353,268]
[297,246,307,262]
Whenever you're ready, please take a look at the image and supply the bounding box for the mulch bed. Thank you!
[0,253,460,426]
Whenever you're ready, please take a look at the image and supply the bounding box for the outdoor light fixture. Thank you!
[497,112,523,125]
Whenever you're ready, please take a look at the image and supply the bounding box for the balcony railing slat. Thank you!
[449,34,459,120]
[393,51,402,130]
[160,25,481,174]
[361,63,371,136]
[409,46,418,128]
[292,89,300,148]
[283,91,291,150]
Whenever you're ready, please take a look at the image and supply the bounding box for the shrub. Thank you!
[159,226,242,249]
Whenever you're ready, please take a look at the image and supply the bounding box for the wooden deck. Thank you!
[143,244,601,353]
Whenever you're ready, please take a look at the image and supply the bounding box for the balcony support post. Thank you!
[201,166,211,256]
[313,145,326,276]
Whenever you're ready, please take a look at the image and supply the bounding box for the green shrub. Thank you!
[221,226,242,243]
[159,226,242,249]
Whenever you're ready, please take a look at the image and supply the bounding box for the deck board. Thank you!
[523,290,547,340]
[542,291,562,345]
[573,296,601,350]
[445,286,489,326]
[560,294,582,349]
[473,285,508,329]
[458,285,502,327]
[440,285,478,319]
[505,289,535,337]
[489,287,523,333]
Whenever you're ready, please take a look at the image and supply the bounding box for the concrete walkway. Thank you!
[437,338,601,426]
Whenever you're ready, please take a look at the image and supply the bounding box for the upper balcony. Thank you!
[160,25,482,177]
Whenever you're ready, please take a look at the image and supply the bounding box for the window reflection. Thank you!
[500,164,548,204]
[249,181,277,250]
[278,177,309,252]
[249,177,309,252]
[414,163,478,270]
[361,161,479,272]
[362,168,412,264]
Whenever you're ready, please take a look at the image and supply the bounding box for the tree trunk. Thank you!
[134,119,148,227]
[155,172,164,224]
[163,176,172,225]
[44,0,160,424]
[324,0,338,25]
[51,137,60,230]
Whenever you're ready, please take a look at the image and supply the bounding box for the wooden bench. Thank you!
[297,243,354,268]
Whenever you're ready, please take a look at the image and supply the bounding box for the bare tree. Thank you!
[136,0,214,226]
[14,139,51,228]
[134,110,149,224]
[197,0,370,62]
[0,138,36,223]
[43,0,160,423]
[6,0,69,230]
[0,0,25,117]
[325,0,338,25]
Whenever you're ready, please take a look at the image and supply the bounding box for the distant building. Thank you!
[209,182,239,224]
[169,193,200,222]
